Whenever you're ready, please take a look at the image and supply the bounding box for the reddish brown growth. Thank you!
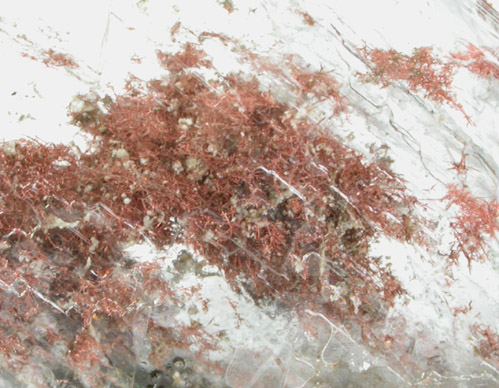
[471,324,499,362]
[170,21,181,38]
[68,332,106,377]
[360,47,468,120]
[291,67,347,114]
[451,43,499,79]
[42,49,78,69]
[452,301,473,317]
[77,44,420,311]
[444,185,499,266]
[449,151,468,177]
[0,139,212,383]
[297,11,315,26]
[21,52,38,62]
[0,43,424,385]
[245,51,349,115]
[156,43,212,72]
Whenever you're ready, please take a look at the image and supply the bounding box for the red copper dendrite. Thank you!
[0,42,428,385]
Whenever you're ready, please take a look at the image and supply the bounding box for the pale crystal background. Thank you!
[0,0,498,387]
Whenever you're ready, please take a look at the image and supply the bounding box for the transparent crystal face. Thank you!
[0,1,498,387]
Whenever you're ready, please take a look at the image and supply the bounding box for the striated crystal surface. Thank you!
[0,1,498,387]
